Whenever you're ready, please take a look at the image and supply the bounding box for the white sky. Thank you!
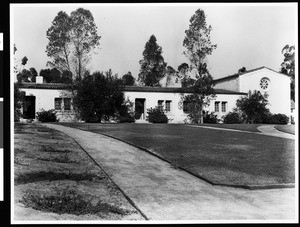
[11,3,297,80]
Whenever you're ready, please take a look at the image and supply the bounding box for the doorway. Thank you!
[23,96,36,119]
[135,98,145,120]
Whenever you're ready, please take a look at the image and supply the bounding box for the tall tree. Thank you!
[46,8,101,80]
[182,9,217,123]
[280,44,295,101]
[177,63,195,88]
[61,70,73,84]
[138,35,167,86]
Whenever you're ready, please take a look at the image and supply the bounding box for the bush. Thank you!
[223,112,243,124]
[146,107,169,123]
[267,113,289,124]
[117,99,135,123]
[203,113,219,123]
[36,109,57,122]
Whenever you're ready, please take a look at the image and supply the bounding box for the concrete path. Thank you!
[43,124,296,221]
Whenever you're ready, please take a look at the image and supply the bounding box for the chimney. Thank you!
[36,76,43,84]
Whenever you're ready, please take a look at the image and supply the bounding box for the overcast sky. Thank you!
[11,3,297,80]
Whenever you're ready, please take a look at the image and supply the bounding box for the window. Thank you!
[221,102,227,112]
[183,101,189,113]
[158,100,164,110]
[214,102,220,112]
[64,98,71,111]
[165,100,171,112]
[260,77,270,91]
[54,98,62,110]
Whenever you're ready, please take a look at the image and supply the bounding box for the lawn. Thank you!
[274,125,295,135]
[14,123,144,221]
[57,123,295,188]
[199,123,263,132]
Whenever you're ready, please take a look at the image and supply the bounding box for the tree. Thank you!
[61,70,73,84]
[138,35,167,86]
[17,69,31,83]
[182,9,217,123]
[49,68,62,83]
[21,56,28,68]
[73,70,125,122]
[177,63,195,88]
[29,67,38,82]
[14,83,25,122]
[122,71,135,86]
[163,66,178,86]
[280,44,295,101]
[183,9,217,72]
[39,68,71,83]
[182,68,215,123]
[235,90,270,124]
[46,8,101,80]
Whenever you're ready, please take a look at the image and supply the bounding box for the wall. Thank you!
[124,91,188,123]
[20,88,76,122]
[207,94,244,120]
[239,68,291,116]
[214,77,239,92]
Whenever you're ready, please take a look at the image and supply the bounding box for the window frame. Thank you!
[64,98,71,111]
[221,101,227,112]
[54,98,62,110]
[165,100,171,112]
[214,101,220,112]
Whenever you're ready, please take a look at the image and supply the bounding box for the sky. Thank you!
[11,3,297,80]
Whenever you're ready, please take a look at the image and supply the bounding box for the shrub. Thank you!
[236,90,270,123]
[146,106,169,123]
[36,109,57,122]
[14,83,25,122]
[223,112,243,124]
[117,98,135,123]
[267,113,289,124]
[203,113,219,123]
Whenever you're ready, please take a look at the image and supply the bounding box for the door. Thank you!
[23,96,36,119]
[135,98,145,120]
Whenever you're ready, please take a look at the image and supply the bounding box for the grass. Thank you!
[15,171,105,185]
[274,125,295,135]
[22,187,136,216]
[14,123,143,220]
[58,122,295,187]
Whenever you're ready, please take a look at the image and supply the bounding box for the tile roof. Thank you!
[213,66,289,83]
[17,82,72,89]
[18,83,246,95]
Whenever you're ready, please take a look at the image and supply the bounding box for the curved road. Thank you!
[43,123,296,221]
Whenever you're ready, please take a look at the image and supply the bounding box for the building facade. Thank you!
[17,66,292,123]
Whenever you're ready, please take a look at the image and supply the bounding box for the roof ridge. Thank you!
[213,66,288,82]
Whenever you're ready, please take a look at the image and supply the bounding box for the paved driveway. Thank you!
[43,124,296,221]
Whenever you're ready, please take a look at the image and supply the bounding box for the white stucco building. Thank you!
[17,66,292,123]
